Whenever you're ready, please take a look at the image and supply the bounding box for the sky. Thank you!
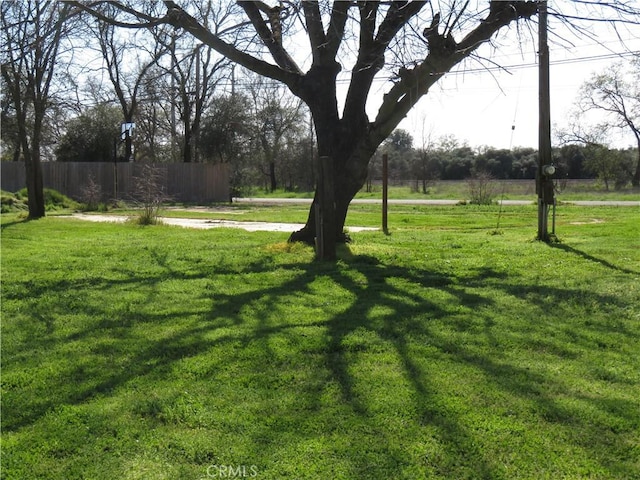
[76,3,639,153]
[393,18,640,151]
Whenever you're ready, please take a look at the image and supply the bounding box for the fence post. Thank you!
[382,153,389,235]
[315,155,336,260]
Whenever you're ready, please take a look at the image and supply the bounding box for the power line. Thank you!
[61,49,639,107]
[227,50,639,88]
[380,50,639,79]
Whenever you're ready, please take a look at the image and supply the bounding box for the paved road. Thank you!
[233,197,640,207]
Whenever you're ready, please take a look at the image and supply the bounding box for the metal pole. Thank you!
[537,0,552,241]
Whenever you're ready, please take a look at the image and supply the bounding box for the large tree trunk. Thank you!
[23,142,46,219]
[17,108,46,219]
[183,129,193,163]
[269,161,277,192]
[288,135,374,245]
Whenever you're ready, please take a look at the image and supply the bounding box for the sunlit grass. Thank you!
[252,181,640,201]
[2,206,639,479]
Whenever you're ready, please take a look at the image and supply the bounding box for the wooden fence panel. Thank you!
[1,162,230,203]
[1,162,25,193]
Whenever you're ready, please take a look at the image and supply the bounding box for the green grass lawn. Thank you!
[2,204,639,479]
[251,180,640,201]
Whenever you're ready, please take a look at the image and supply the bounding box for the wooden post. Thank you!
[382,153,389,235]
[537,0,553,241]
[113,137,118,200]
[315,155,336,260]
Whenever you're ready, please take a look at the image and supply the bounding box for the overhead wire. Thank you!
[216,49,639,90]
[509,71,524,151]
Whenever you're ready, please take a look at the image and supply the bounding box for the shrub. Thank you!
[1,190,28,213]
[79,174,103,211]
[130,164,170,225]
[466,171,496,205]
[14,188,79,211]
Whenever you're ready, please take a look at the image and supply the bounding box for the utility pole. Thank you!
[537,0,555,241]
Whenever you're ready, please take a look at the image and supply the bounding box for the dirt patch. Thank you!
[68,214,377,233]
[568,219,606,225]
[164,206,244,215]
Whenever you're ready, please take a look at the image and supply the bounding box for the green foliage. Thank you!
[2,206,639,479]
[385,128,414,152]
[584,145,635,190]
[466,171,497,205]
[0,190,27,213]
[200,94,252,164]
[11,188,79,211]
[55,104,121,162]
[373,130,636,184]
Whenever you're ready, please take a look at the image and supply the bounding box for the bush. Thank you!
[130,164,170,225]
[466,171,496,205]
[1,190,28,213]
[15,188,79,211]
[79,174,103,211]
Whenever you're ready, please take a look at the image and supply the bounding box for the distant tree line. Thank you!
[368,130,638,191]
[2,1,637,208]
[48,89,315,196]
[0,1,315,198]
[2,1,638,222]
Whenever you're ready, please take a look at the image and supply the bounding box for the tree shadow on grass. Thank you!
[2,244,638,478]
[195,252,637,477]
[0,216,33,230]
[550,242,639,275]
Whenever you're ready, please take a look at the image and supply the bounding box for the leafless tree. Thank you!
[159,32,230,163]
[576,60,640,186]
[1,1,75,218]
[247,74,305,191]
[131,163,170,224]
[83,3,168,163]
[68,0,640,243]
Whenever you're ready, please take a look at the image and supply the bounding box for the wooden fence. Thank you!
[1,162,230,203]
